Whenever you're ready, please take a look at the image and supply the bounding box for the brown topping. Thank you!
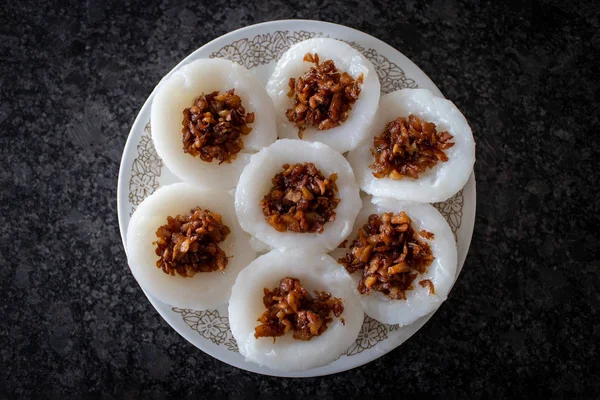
[260,162,340,233]
[154,207,231,277]
[420,230,435,240]
[254,277,344,341]
[369,114,455,179]
[337,240,348,248]
[419,279,436,295]
[338,212,435,300]
[286,53,364,138]
[181,89,254,164]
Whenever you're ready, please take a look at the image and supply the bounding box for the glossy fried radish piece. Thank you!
[234,139,361,253]
[228,250,363,372]
[348,89,475,202]
[335,196,457,325]
[151,58,277,189]
[266,38,380,153]
[126,182,256,309]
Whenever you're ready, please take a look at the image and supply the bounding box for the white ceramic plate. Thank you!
[117,19,476,377]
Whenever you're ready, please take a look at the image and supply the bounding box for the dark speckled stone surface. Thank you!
[1,0,599,397]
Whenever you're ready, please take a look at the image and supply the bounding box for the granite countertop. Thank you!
[1,0,598,397]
